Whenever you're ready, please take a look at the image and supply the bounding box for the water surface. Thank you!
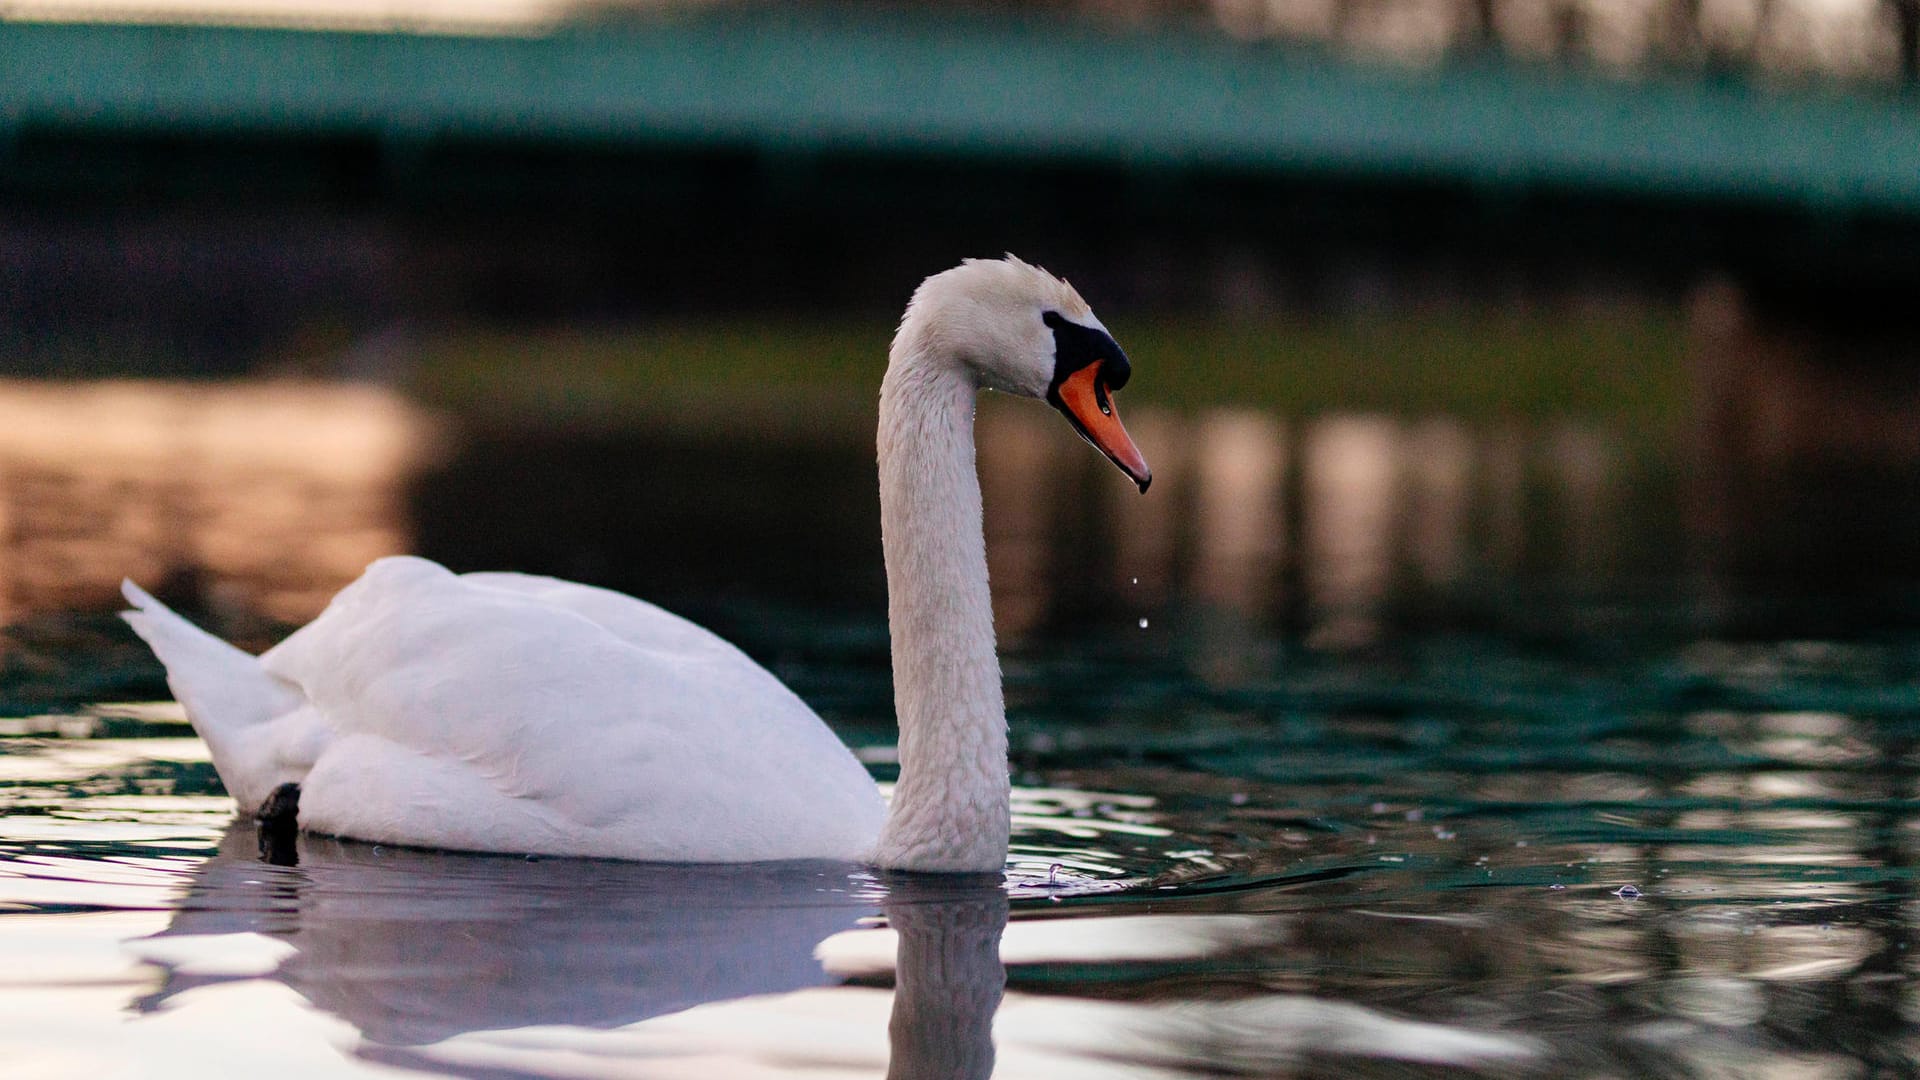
[2,379,1918,1077]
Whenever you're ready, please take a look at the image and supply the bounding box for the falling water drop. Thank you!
[1137,618,1149,629]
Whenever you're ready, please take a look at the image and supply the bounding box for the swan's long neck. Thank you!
[872,326,1010,874]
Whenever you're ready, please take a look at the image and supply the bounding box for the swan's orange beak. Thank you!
[1052,361,1152,493]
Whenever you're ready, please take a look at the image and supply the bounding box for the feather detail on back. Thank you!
[125,557,885,861]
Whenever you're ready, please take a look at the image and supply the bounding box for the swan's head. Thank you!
[900,255,1153,492]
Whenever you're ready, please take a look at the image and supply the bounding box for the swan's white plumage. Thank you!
[123,557,885,861]
[122,256,1138,871]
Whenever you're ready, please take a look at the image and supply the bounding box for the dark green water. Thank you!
[2,381,1918,1077]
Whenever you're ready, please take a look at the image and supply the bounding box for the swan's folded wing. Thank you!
[457,570,744,661]
[255,556,884,857]
[261,558,680,813]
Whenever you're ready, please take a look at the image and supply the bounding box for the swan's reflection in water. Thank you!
[130,823,1542,1079]
[144,827,859,1044]
[877,874,1006,1080]
[139,824,1009,1078]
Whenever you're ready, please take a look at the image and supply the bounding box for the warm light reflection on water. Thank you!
[978,405,1062,641]
[0,380,441,626]
[1191,409,1285,617]
[0,378,1698,651]
[1403,416,1472,592]
[4,0,573,33]
[978,398,1677,649]
[1302,415,1399,648]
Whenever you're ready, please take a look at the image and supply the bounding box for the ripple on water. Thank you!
[2,630,1918,1078]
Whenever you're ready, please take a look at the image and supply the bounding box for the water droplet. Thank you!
[1548,883,1567,891]
[1130,577,1138,585]
[1615,884,1642,899]
[1137,618,1149,629]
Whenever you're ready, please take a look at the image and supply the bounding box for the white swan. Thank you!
[122,256,1151,873]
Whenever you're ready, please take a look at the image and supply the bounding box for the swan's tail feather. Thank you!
[120,580,300,755]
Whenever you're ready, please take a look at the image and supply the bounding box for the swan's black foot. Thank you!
[255,782,301,866]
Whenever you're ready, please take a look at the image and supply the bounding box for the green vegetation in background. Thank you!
[408,312,1687,431]
[411,324,891,432]
[1124,313,1685,421]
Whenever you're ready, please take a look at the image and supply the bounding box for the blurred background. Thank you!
[0,0,1917,699]
[7,13,1920,1073]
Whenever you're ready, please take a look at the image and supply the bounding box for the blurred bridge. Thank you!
[5,14,1917,212]
[1,10,1917,359]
